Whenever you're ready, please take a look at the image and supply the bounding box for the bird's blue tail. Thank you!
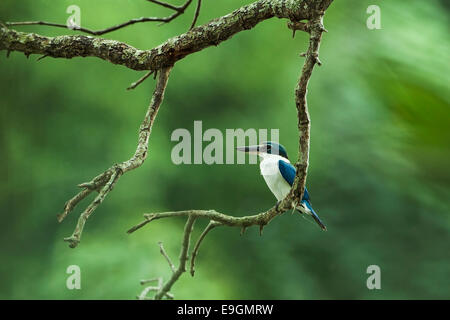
[298,200,327,231]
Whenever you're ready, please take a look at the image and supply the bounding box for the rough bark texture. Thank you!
[290,15,326,203]
[1,0,332,71]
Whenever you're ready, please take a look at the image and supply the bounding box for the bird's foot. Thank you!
[275,200,282,212]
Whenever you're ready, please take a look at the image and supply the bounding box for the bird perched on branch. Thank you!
[236,141,326,231]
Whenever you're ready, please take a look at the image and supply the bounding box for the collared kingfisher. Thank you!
[236,141,327,231]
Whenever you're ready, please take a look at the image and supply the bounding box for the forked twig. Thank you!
[159,241,177,273]
[6,0,195,36]
[190,220,221,276]
[153,216,197,300]
[59,66,172,248]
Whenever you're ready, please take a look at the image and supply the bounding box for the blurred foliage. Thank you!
[0,0,449,299]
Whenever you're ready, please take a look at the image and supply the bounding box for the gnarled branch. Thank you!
[58,66,172,248]
[1,0,332,71]
[128,9,329,297]
[289,14,326,205]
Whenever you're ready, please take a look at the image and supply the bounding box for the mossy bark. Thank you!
[1,0,333,71]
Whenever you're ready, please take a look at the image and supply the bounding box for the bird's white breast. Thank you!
[259,155,292,201]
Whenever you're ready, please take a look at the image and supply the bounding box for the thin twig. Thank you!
[36,54,49,61]
[140,278,160,285]
[5,0,194,36]
[190,0,202,30]
[56,188,91,223]
[63,167,122,248]
[137,277,173,299]
[190,220,221,276]
[154,216,197,300]
[147,0,183,11]
[127,71,154,90]
[5,19,162,36]
[137,286,159,299]
[158,242,176,273]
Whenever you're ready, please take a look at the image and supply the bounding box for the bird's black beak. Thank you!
[236,145,260,154]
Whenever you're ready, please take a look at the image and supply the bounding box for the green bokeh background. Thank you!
[0,0,449,299]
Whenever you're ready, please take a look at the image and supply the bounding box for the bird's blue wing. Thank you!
[303,186,310,201]
[278,160,296,186]
[278,160,310,201]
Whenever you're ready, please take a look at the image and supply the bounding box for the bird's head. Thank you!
[236,141,289,160]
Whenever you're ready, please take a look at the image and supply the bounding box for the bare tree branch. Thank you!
[289,14,326,202]
[128,7,330,297]
[190,0,202,30]
[127,70,155,90]
[129,208,284,233]
[5,0,195,36]
[4,19,163,36]
[0,26,153,70]
[137,277,173,299]
[0,0,332,71]
[147,0,187,12]
[59,66,172,248]
[154,216,197,300]
[159,241,177,273]
[57,188,91,223]
[190,220,221,276]
[140,277,161,285]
